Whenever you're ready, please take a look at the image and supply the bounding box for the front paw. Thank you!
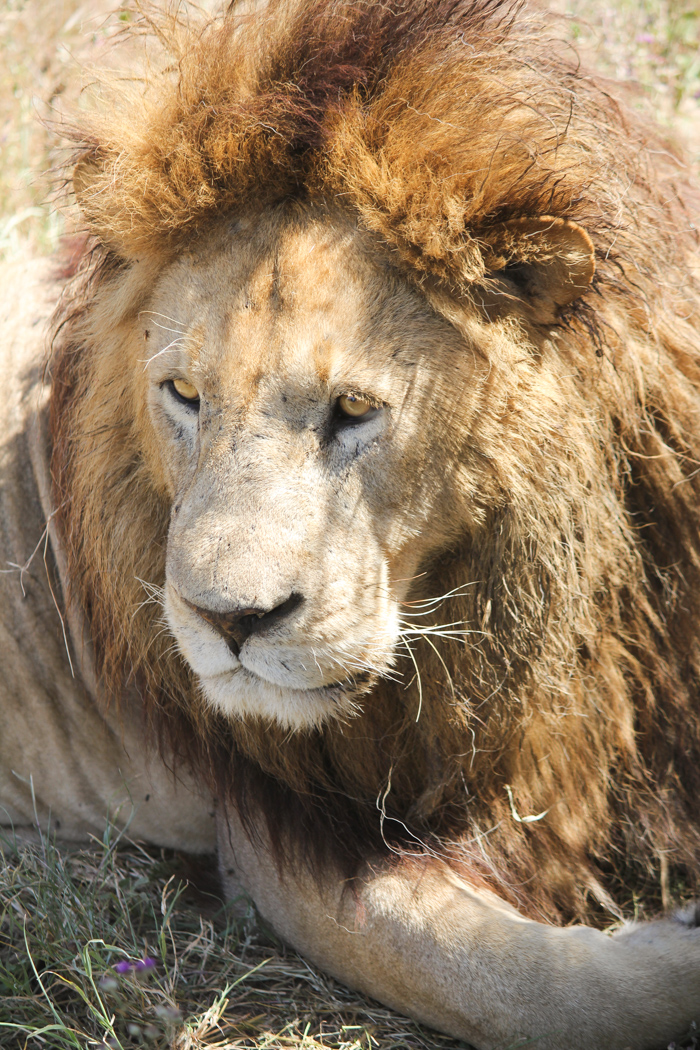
[612,906,700,951]
[674,903,700,930]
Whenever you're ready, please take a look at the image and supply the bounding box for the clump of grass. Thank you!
[1,1,94,258]
[3,831,696,1050]
[0,829,471,1049]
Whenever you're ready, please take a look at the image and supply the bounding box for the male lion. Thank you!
[2,1,700,1047]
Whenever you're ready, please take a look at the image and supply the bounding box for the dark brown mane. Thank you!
[50,0,700,924]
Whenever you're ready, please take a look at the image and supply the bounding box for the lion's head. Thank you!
[156,208,467,730]
[112,203,591,732]
[51,0,700,920]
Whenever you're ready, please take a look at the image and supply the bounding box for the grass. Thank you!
[0,0,148,260]
[0,828,471,1049]
[551,0,700,165]
[1,1,700,1048]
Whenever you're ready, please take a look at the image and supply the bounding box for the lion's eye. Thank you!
[168,378,200,408]
[337,394,377,420]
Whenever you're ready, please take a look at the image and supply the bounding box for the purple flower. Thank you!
[113,956,157,974]
[636,33,655,44]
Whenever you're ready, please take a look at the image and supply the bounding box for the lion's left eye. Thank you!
[336,394,378,420]
[167,378,200,408]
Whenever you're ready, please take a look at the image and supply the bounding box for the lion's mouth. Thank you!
[206,661,374,696]
[164,583,395,728]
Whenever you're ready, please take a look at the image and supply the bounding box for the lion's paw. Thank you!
[674,902,700,929]
[610,910,700,957]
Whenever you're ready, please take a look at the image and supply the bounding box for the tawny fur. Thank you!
[50,0,700,923]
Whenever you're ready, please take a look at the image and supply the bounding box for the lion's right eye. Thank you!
[166,378,200,409]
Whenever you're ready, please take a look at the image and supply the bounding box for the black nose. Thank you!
[183,593,303,656]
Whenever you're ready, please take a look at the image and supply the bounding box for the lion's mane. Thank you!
[50,0,700,922]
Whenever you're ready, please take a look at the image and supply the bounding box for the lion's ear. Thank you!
[482,216,595,325]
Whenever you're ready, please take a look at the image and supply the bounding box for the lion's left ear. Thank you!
[482,216,595,325]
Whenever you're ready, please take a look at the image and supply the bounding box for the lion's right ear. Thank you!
[481,216,596,325]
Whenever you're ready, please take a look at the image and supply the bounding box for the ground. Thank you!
[1,2,699,1048]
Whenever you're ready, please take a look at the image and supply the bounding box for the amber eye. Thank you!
[168,378,200,406]
[337,393,376,419]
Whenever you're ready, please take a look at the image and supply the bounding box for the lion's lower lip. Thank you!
[206,663,351,696]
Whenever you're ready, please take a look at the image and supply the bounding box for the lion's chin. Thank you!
[198,665,367,730]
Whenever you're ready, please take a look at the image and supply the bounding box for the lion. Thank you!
[2,0,700,1046]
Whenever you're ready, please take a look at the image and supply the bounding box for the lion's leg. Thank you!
[218,811,700,1050]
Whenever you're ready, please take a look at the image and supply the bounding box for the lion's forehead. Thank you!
[145,210,465,408]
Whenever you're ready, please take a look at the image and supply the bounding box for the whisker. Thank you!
[138,310,187,332]
[141,336,187,370]
[133,577,166,618]
[398,635,424,722]
[400,582,478,614]
[418,631,457,703]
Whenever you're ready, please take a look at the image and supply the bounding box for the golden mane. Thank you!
[50,0,700,923]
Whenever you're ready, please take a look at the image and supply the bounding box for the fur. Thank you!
[50,0,700,925]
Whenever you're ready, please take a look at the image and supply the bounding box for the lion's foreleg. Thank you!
[218,811,700,1050]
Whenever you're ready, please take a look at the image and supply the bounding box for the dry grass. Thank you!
[0,0,169,259]
[550,0,700,165]
[1,1,103,257]
[1,2,700,1048]
[0,829,473,1049]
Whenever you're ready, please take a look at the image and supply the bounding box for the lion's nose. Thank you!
[183,594,303,656]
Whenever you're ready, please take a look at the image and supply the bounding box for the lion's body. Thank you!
[2,1,700,1046]
[0,256,217,850]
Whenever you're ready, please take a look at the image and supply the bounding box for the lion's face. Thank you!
[140,208,482,729]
